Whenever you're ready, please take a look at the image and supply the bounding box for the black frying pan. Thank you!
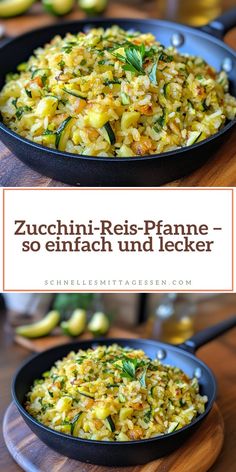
[0,11,236,186]
[12,316,236,466]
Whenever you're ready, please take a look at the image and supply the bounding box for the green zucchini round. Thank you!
[78,0,107,15]
[42,0,74,16]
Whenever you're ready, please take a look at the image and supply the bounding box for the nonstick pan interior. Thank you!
[12,338,216,466]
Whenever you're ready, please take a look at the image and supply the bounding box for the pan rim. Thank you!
[12,337,216,447]
[0,17,235,164]
[0,119,235,163]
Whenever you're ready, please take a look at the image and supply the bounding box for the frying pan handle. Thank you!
[200,8,236,38]
[178,316,236,353]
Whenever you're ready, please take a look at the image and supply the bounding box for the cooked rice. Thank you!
[0,26,235,157]
[25,344,208,441]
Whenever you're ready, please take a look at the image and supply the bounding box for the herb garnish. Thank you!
[113,43,161,78]
[121,359,137,379]
[125,44,146,74]
[119,358,147,380]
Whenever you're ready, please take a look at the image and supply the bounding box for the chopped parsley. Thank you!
[58,60,65,69]
[15,105,32,120]
[119,358,147,380]
[123,44,146,74]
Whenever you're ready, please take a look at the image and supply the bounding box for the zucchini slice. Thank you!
[72,412,85,436]
[167,422,179,433]
[55,116,75,151]
[106,415,115,432]
[102,122,116,145]
[63,88,87,100]
[77,390,95,399]
[186,131,202,146]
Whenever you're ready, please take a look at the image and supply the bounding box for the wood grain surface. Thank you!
[0,1,235,187]
[3,402,224,472]
[14,325,139,352]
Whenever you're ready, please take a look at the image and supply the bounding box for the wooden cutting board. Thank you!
[14,326,138,352]
[3,402,224,472]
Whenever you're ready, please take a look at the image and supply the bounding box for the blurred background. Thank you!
[1,292,236,344]
[1,0,236,40]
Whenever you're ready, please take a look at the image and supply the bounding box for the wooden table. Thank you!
[1,294,236,471]
[0,1,235,187]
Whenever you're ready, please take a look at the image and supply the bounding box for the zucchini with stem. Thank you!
[15,310,60,338]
